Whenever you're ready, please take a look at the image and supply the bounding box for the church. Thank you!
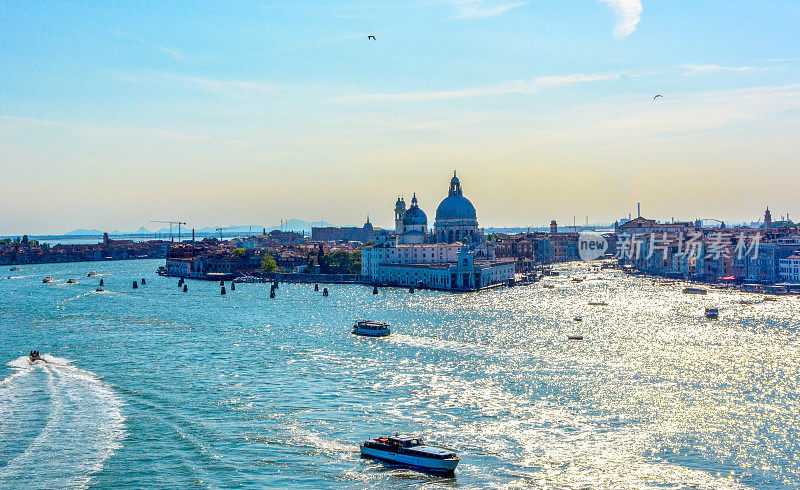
[361,172,515,290]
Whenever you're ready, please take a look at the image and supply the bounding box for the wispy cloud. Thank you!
[0,116,58,135]
[340,71,623,102]
[163,74,277,95]
[684,64,753,74]
[601,0,642,38]
[0,114,250,146]
[452,0,526,19]
[155,45,187,62]
[111,70,277,96]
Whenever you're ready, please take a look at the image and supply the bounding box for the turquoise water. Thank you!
[2,259,800,488]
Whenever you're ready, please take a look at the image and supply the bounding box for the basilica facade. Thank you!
[361,172,515,291]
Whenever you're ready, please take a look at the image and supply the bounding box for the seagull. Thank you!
[367,35,376,41]
[653,94,663,99]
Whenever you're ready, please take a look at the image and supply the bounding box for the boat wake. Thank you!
[0,355,126,489]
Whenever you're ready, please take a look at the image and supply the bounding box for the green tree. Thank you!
[261,252,278,273]
[233,248,246,257]
[320,250,361,274]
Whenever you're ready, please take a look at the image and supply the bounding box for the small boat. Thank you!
[682,287,707,295]
[567,335,584,341]
[573,316,582,322]
[43,276,55,283]
[542,284,555,289]
[705,307,719,319]
[29,351,43,362]
[95,287,104,292]
[352,320,391,337]
[360,434,459,474]
[763,297,778,302]
[572,278,584,283]
[10,267,19,271]
[588,301,607,306]
[87,272,97,277]
[66,278,77,284]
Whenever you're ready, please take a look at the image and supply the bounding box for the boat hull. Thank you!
[360,446,458,473]
[352,329,390,337]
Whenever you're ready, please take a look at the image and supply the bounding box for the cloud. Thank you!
[684,64,753,74]
[0,116,59,135]
[340,71,623,102]
[0,114,250,146]
[111,70,277,96]
[453,0,526,18]
[164,74,277,94]
[601,0,642,38]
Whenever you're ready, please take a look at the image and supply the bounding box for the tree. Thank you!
[261,252,278,273]
[233,248,246,257]
[319,250,361,274]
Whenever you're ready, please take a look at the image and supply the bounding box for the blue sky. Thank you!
[1,1,799,234]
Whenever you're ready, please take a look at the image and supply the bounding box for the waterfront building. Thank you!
[779,253,800,283]
[361,172,515,290]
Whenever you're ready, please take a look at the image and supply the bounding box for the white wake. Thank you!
[0,355,126,489]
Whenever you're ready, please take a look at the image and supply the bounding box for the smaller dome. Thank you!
[403,206,427,226]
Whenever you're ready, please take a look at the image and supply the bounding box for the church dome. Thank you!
[403,193,427,226]
[436,195,476,221]
[403,206,427,225]
[435,171,477,221]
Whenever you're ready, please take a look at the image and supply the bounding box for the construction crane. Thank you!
[151,220,187,242]
[216,226,234,240]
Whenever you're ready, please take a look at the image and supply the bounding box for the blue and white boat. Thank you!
[352,320,391,337]
[360,434,459,474]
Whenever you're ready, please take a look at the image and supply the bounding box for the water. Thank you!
[1,260,799,488]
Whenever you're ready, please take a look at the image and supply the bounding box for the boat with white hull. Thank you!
[360,435,459,474]
[352,320,390,337]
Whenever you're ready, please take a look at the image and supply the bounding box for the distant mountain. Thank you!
[62,220,336,238]
[64,228,104,236]
[195,220,336,236]
[271,219,335,234]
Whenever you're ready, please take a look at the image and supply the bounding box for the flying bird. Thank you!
[653,94,663,99]
[367,35,376,41]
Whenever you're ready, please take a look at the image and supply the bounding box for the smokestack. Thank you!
[637,203,641,218]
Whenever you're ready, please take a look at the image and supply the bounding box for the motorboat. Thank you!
[66,278,77,284]
[542,284,555,289]
[29,351,43,362]
[573,316,582,322]
[352,320,390,337]
[588,301,607,306]
[87,272,97,277]
[567,335,584,341]
[43,276,55,283]
[705,307,719,319]
[682,287,707,295]
[10,267,19,271]
[360,434,459,474]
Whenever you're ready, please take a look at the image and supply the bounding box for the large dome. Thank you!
[435,171,477,221]
[436,195,476,221]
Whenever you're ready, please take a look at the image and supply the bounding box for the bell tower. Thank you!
[395,196,406,234]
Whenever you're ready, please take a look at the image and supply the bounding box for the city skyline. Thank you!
[2,1,799,235]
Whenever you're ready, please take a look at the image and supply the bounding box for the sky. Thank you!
[1,1,799,235]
